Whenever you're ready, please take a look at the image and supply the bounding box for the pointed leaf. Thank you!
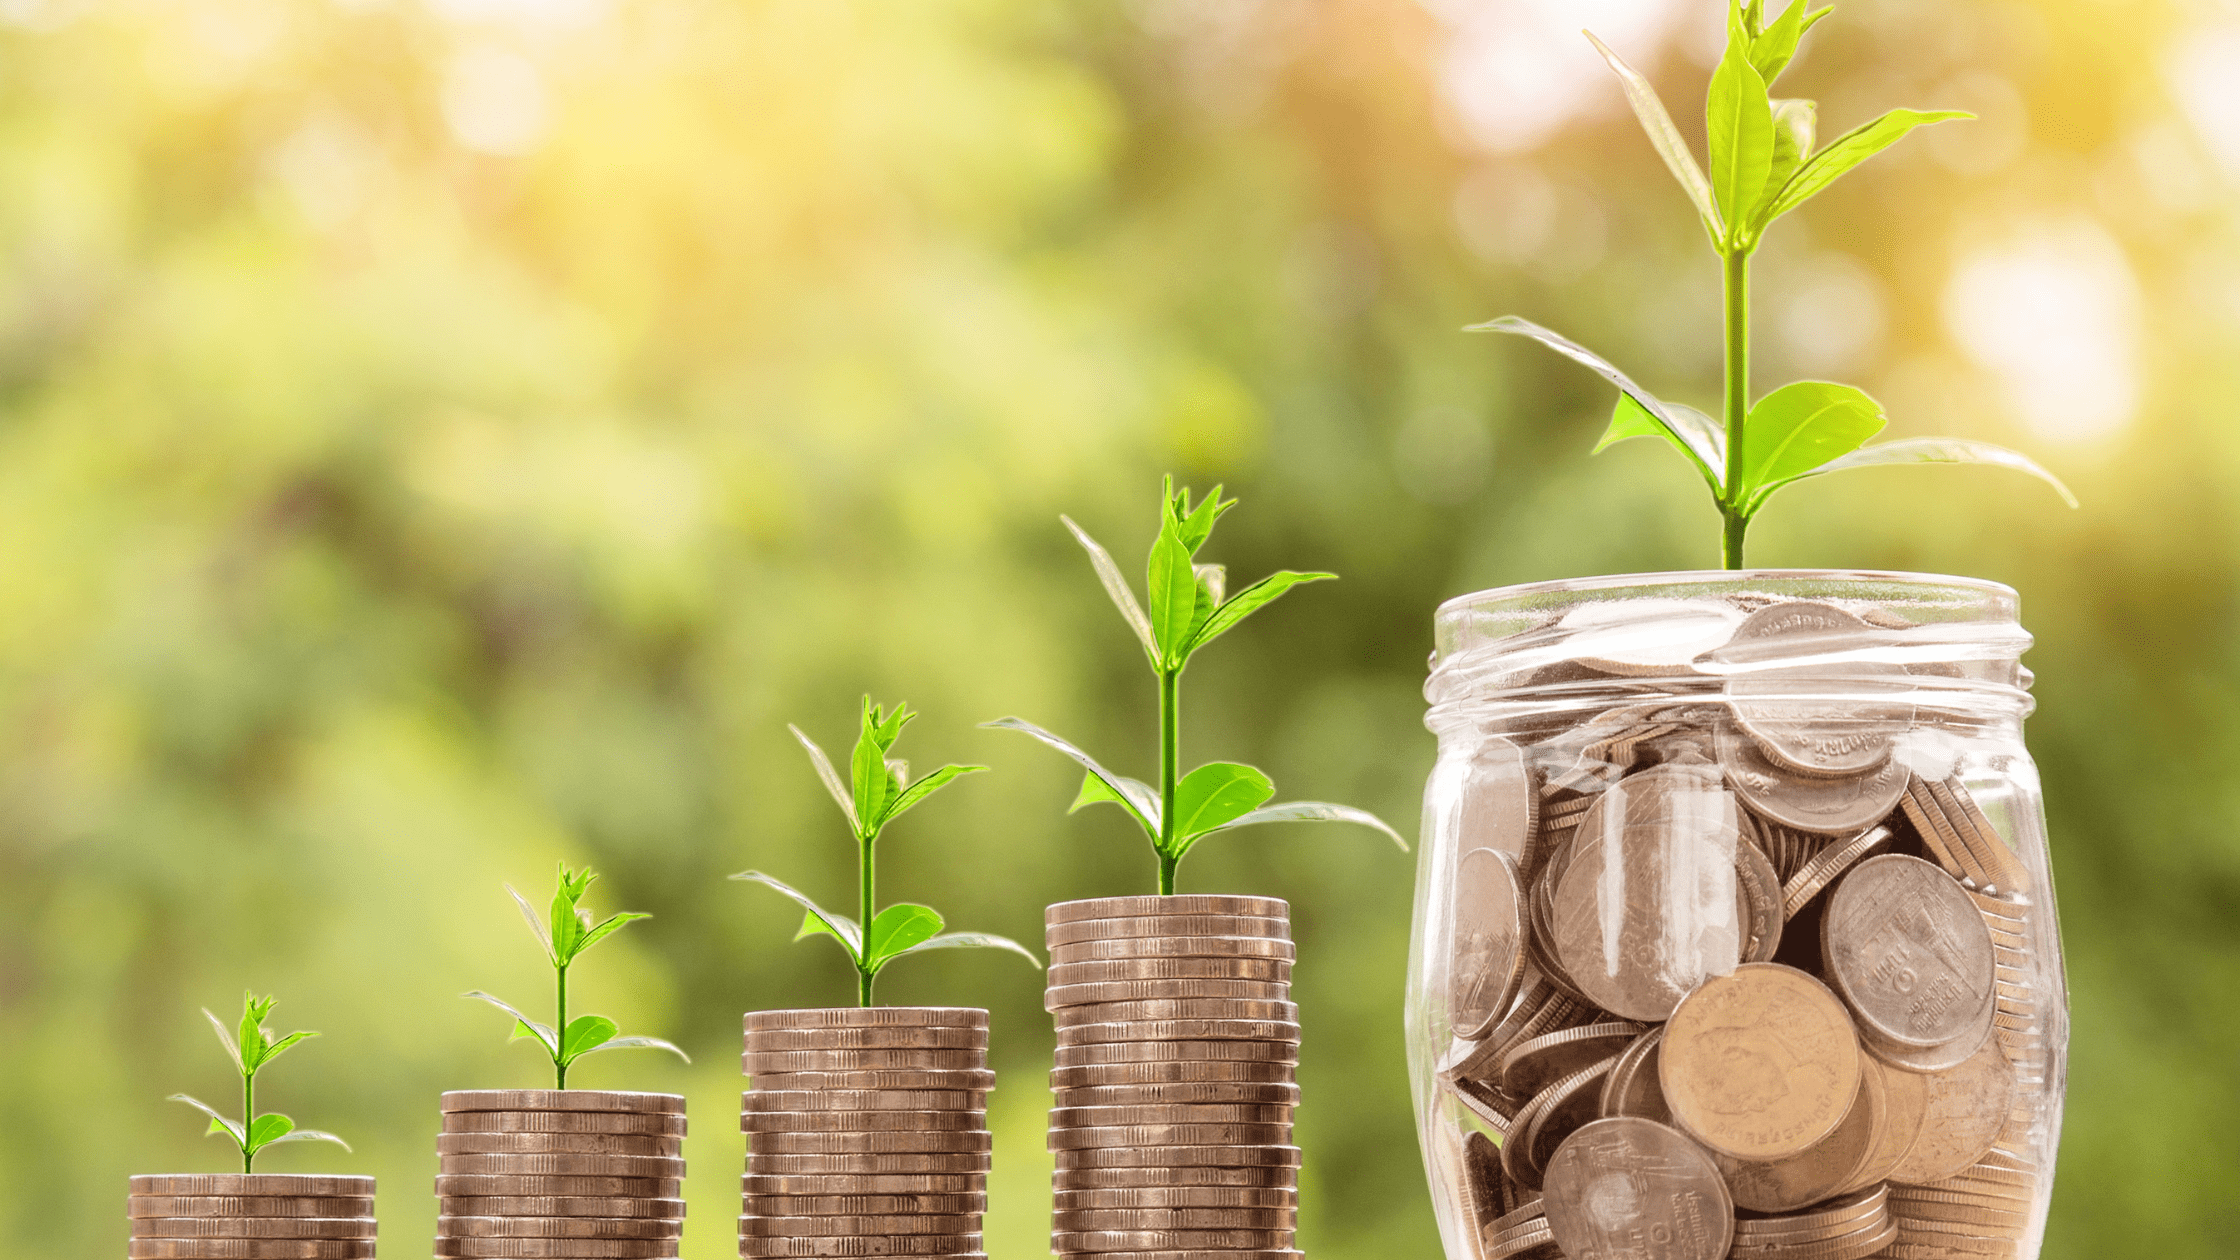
[169,1095,245,1147]
[1061,515,1159,664]
[1146,527,1198,666]
[1708,41,1774,234]
[851,708,897,835]
[909,931,1046,969]
[1071,770,1162,822]
[1737,381,1887,513]
[1586,31,1722,239]
[548,875,583,964]
[789,724,862,835]
[464,991,560,1058]
[577,1034,691,1062]
[1800,438,2078,507]
[730,871,865,962]
[257,1031,317,1069]
[237,994,269,1073]
[202,1009,244,1075]
[1186,571,1335,656]
[1764,109,1974,225]
[882,764,987,830]
[1471,317,1725,486]
[263,1127,352,1152]
[1201,801,1411,853]
[981,717,1160,835]
[1749,0,1816,84]
[1171,763,1276,842]
[1170,482,1230,553]
[506,885,556,964]
[1594,395,1727,496]
[245,1113,295,1154]
[865,904,946,970]
[558,1015,619,1064]
[574,911,650,960]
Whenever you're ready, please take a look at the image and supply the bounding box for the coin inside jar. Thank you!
[1823,854,1997,1051]
[1551,820,1743,1023]
[1718,725,1909,836]
[1451,846,1528,1041]
[1883,1035,2018,1185]
[1712,1045,1882,1212]
[1540,1116,1734,1260]
[1660,963,1861,1162]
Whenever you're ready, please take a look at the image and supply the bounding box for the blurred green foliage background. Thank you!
[0,0,2228,1255]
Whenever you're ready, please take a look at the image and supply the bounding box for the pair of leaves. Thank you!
[793,699,985,844]
[511,864,647,971]
[169,1095,350,1158]
[731,871,1042,981]
[1591,2,1967,252]
[1066,478,1333,677]
[205,992,316,1082]
[983,717,1407,861]
[1474,318,2077,519]
[465,991,688,1069]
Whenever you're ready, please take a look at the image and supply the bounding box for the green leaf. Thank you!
[169,1094,245,1148]
[237,993,270,1073]
[1195,801,1411,856]
[558,1015,618,1064]
[548,868,585,964]
[851,700,898,831]
[202,1008,243,1074]
[1170,763,1276,842]
[881,764,986,831]
[1764,108,1974,225]
[573,911,650,960]
[1749,0,1823,84]
[1737,381,1886,513]
[1586,31,1722,240]
[1707,39,1774,236]
[1801,438,2078,507]
[1164,477,1232,553]
[1595,395,1728,497]
[257,1030,317,1070]
[789,724,862,835]
[1185,571,1335,656]
[731,870,865,964]
[981,717,1160,836]
[245,1112,294,1154]
[1146,527,1198,666]
[910,931,1045,969]
[506,884,555,964]
[576,1034,690,1062]
[1071,769,1161,822]
[1761,99,1816,219]
[865,904,946,970]
[1061,515,1159,665]
[1472,317,1724,488]
[262,1127,351,1152]
[463,991,560,1059]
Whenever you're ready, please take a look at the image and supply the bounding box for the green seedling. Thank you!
[467,863,689,1089]
[735,698,1041,1006]
[169,991,349,1174]
[1473,0,2075,568]
[988,478,1406,895]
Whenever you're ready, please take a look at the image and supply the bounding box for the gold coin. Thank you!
[1053,998,1298,1027]
[443,1111,685,1136]
[1719,727,1908,837]
[1049,1060,1296,1087]
[432,1175,680,1198]
[440,1090,683,1115]
[1661,964,1860,1161]
[1048,957,1293,986]
[1046,915,1291,946]
[734,1233,979,1257]
[739,1109,985,1133]
[128,1198,372,1220]
[1552,824,1743,1023]
[738,1215,979,1236]
[1047,1122,1293,1150]
[129,1220,377,1239]
[1047,895,1288,923]
[1824,855,1997,1050]
[1051,1103,1293,1127]
[1841,1056,1926,1193]
[1052,1082,1299,1107]
[739,1174,983,1197]
[128,1243,373,1260]
[1499,1021,1643,1097]
[436,1196,685,1218]
[1053,1187,1295,1210]
[1054,1144,1302,1170]
[436,1216,682,1239]
[1885,1039,2018,1184]
[1049,1229,1292,1251]
[436,1154,683,1178]
[746,1153,991,1175]
[1045,979,1291,1008]
[1450,845,1529,1041]
[437,1133,681,1157]
[1540,1117,1732,1260]
[1054,1040,1298,1067]
[1051,1165,1296,1190]
[745,1193,984,1216]
[742,1049,986,1074]
[1714,1048,1882,1213]
[433,1240,673,1259]
[743,1008,987,1031]
[744,1027,987,1052]
[749,1131,992,1155]
[1048,936,1297,963]
[129,1177,375,1199]
[744,1090,985,1113]
[1054,1020,1301,1046]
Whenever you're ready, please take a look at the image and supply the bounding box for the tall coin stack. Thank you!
[1045,895,1302,1260]
[739,1007,992,1260]
[433,1090,687,1259]
[128,1174,375,1260]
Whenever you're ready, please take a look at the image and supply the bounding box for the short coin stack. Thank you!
[434,1089,686,1259]
[739,1007,992,1259]
[1045,895,1302,1260]
[128,1174,375,1260]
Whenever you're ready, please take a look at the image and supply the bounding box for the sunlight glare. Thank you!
[1433,0,1689,153]
[1944,219,2141,444]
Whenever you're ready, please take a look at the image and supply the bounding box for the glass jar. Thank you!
[1405,572,2065,1260]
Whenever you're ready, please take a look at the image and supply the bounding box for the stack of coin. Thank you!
[128,1174,375,1260]
[1044,895,1301,1260]
[739,1007,991,1260]
[434,1090,685,1259]
[1422,598,2060,1260]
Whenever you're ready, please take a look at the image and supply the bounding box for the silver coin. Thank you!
[432,1175,679,1198]
[1045,915,1291,946]
[1054,1020,1301,1046]
[436,1154,683,1178]
[745,1027,987,1052]
[1824,854,1997,1050]
[1048,895,1288,923]
[1451,846,1528,1041]
[739,1174,983,1197]
[1047,958,1293,986]
[1051,1165,1297,1190]
[744,1090,985,1113]
[745,1193,984,1216]
[738,1215,978,1237]
[1053,1145,1302,1170]
[436,1217,681,1239]
[1052,1082,1299,1107]
[744,1008,986,1031]
[435,1196,685,1218]
[1047,1122,1293,1151]
[128,1243,374,1260]
[739,1109,986,1133]
[129,1219,377,1239]
[1552,827,1742,1023]
[734,1233,979,1257]
[745,1069,996,1094]
[432,1240,673,1259]
[1049,1060,1297,1087]
[1048,1229,1292,1252]
[1049,936,1297,963]
[1053,1186,1295,1209]
[742,1049,986,1074]
[436,1133,682,1157]
[129,1177,375,1199]
[748,1130,992,1155]
[440,1091,684,1115]
[1541,1117,1733,1260]
[1053,1040,1298,1067]
[443,1111,686,1136]
[127,1198,372,1220]
[1051,998,1298,1027]
[1045,979,1290,1008]
[1719,726,1909,836]
[745,1153,991,1175]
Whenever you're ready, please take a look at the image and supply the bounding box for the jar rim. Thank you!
[1434,569,2018,625]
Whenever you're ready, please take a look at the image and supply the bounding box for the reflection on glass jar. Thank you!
[1406,573,2065,1260]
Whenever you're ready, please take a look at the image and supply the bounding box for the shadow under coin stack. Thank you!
[434,1090,687,1259]
[129,1174,375,1260]
[739,1008,992,1260]
[1045,895,1302,1260]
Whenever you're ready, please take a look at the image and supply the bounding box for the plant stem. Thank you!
[1158,666,1180,896]
[1721,245,1752,570]
[241,1069,255,1174]
[555,962,569,1089]
[858,829,876,1007]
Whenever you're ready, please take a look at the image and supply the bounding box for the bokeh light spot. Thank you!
[1943,218,2141,443]
[443,45,549,156]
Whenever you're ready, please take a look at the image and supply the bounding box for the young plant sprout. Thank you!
[736,698,1042,1007]
[988,479,1406,895]
[169,992,349,1174]
[1474,0,2075,569]
[467,863,689,1089]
